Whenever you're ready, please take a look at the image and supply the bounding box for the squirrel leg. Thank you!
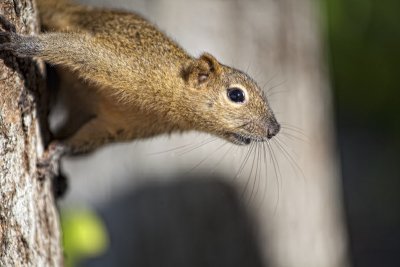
[0,30,100,68]
[37,117,115,177]
[62,117,118,155]
[0,31,128,91]
[0,31,91,59]
[0,30,47,57]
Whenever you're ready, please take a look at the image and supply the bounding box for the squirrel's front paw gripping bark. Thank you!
[37,141,70,197]
[0,15,43,57]
[37,141,68,182]
[0,32,42,57]
[37,141,69,173]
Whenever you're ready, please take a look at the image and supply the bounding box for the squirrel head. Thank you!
[180,53,280,145]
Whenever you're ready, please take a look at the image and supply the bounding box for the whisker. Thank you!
[266,89,290,98]
[265,81,286,98]
[273,137,306,182]
[280,126,309,141]
[267,140,281,214]
[259,142,269,207]
[241,143,258,200]
[176,137,218,156]
[281,125,307,135]
[233,143,255,183]
[146,142,197,156]
[147,135,219,156]
[261,73,279,91]
[276,136,300,158]
[280,131,309,144]
[280,123,307,135]
[234,121,253,131]
[209,143,237,175]
[249,143,262,203]
[187,141,229,173]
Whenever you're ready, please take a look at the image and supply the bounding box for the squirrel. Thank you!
[0,0,280,157]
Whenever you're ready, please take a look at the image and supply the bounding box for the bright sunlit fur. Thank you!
[0,0,280,154]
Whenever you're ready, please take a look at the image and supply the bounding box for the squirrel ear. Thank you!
[199,52,222,75]
[182,52,222,88]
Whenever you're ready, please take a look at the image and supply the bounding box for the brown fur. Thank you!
[0,0,280,154]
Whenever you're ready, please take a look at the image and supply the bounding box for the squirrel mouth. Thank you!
[227,133,252,145]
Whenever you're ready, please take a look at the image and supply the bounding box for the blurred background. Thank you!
[323,0,400,266]
[49,0,399,266]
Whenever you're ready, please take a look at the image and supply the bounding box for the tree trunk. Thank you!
[0,0,63,266]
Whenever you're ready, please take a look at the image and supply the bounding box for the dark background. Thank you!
[324,0,400,266]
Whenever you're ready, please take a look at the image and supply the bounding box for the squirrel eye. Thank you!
[227,88,245,103]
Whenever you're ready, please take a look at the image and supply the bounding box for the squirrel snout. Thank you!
[266,118,280,139]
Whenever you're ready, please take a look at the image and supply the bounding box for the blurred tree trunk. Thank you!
[0,0,63,266]
[246,1,350,266]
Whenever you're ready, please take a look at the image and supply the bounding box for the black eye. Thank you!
[227,88,245,103]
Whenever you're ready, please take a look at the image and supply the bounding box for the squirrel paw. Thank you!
[37,141,69,180]
[37,141,70,198]
[0,17,40,57]
[0,31,39,57]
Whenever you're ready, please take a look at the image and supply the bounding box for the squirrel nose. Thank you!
[266,119,280,139]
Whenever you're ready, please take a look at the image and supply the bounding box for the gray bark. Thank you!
[0,0,63,266]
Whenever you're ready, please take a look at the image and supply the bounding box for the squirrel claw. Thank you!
[37,141,68,179]
[37,141,70,198]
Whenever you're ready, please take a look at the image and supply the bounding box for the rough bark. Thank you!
[0,0,63,266]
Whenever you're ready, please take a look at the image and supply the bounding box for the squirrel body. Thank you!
[0,0,280,154]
